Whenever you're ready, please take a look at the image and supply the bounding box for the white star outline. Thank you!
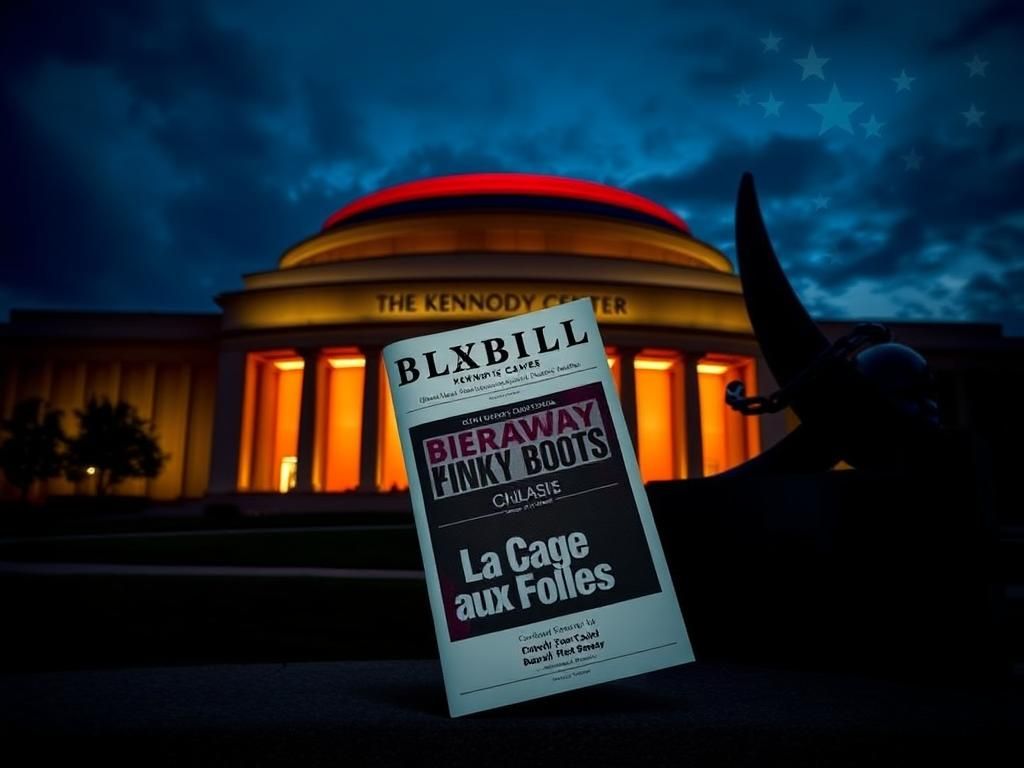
[794,47,829,80]
[808,83,863,135]
[962,104,985,127]
[965,54,989,78]
[760,30,782,53]
[860,114,885,138]
[758,91,784,117]
[892,69,916,92]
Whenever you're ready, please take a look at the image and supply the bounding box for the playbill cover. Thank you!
[383,299,693,716]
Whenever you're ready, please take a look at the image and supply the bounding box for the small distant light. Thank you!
[86,466,97,476]
[697,363,730,375]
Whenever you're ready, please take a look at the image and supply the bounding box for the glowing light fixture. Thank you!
[327,357,366,369]
[607,358,616,368]
[85,466,97,476]
[635,359,674,371]
[274,359,305,371]
[279,456,298,493]
[697,363,730,375]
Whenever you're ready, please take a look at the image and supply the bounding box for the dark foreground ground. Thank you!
[2,659,1021,767]
[1,467,1021,765]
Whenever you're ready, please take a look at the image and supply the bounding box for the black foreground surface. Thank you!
[2,660,1021,767]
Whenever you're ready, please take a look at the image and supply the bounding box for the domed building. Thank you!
[211,173,770,503]
[3,173,1014,510]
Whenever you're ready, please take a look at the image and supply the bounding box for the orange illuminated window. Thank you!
[698,355,760,475]
[378,363,408,491]
[237,351,304,492]
[320,350,365,492]
[634,351,684,482]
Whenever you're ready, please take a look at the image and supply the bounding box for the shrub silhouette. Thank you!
[0,398,66,500]
[65,397,167,496]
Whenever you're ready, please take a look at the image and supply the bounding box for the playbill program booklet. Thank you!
[383,299,693,716]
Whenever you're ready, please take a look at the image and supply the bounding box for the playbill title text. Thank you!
[455,530,616,621]
[425,398,609,500]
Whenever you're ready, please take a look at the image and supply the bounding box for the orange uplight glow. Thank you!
[322,352,365,491]
[698,355,760,475]
[696,363,729,375]
[634,352,682,482]
[238,351,304,492]
[378,366,408,491]
[273,368,302,492]
[635,359,674,371]
[327,357,366,369]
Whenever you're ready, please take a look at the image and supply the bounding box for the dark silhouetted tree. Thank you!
[65,397,167,496]
[0,398,66,500]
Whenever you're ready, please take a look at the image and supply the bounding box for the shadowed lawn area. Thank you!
[2,569,436,671]
[0,524,435,670]
[0,525,422,570]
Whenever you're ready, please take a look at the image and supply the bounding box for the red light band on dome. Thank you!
[321,173,690,234]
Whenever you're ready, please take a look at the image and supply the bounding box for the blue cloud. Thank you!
[0,0,1021,334]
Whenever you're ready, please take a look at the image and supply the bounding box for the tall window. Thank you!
[237,351,304,493]
[319,349,365,492]
[698,355,760,475]
[378,363,408,491]
[634,351,684,482]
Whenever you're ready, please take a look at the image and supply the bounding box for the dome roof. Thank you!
[279,172,731,273]
[321,173,691,235]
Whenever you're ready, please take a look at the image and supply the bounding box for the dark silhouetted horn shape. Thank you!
[735,173,830,389]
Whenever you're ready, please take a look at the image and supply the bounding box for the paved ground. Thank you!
[2,660,1020,767]
[0,560,425,580]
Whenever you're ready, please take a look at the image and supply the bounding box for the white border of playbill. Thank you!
[383,299,693,717]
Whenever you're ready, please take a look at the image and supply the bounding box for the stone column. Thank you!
[358,347,382,493]
[294,347,321,493]
[207,347,248,494]
[684,354,705,479]
[618,348,639,452]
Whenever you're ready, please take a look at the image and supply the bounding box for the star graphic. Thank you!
[758,91,783,117]
[760,30,782,53]
[860,114,885,138]
[735,88,752,107]
[962,104,985,127]
[892,69,916,92]
[812,194,830,210]
[965,54,989,78]
[901,147,922,171]
[794,46,829,80]
[809,83,863,135]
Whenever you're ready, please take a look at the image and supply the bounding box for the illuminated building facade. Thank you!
[2,174,1020,507]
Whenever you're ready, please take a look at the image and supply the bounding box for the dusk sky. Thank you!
[2,0,1022,332]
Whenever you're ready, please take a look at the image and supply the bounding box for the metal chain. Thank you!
[725,323,893,415]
